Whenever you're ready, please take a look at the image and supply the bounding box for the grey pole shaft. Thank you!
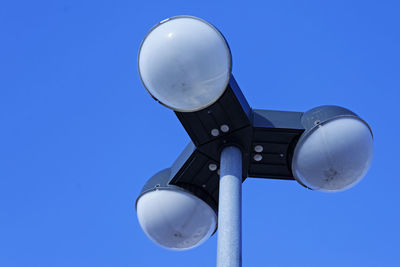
[217,146,242,267]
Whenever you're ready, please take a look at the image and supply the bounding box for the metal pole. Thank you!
[217,146,242,267]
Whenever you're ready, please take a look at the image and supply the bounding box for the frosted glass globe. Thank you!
[136,189,217,250]
[292,117,373,192]
[138,16,232,112]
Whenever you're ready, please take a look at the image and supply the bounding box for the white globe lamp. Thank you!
[292,106,373,192]
[136,169,217,250]
[138,16,232,112]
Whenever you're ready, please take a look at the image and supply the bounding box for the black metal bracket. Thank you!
[168,75,305,210]
[137,75,370,214]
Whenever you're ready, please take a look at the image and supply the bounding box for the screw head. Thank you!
[220,124,229,133]
[211,129,219,137]
[253,154,263,162]
[208,163,217,171]
[254,145,263,153]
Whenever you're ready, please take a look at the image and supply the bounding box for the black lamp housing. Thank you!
[137,75,371,214]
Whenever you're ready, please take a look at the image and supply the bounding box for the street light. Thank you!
[292,106,373,192]
[135,16,373,267]
[136,167,217,250]
[138,16,231,112]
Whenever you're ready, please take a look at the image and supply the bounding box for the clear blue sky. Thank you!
[1,1,399,266]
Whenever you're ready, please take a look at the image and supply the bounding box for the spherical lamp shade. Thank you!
[292,107,373,192]
[138,16,232,112]
[136,188,217,250]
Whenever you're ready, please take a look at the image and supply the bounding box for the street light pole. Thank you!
[135,15,374,267]
[217,146,242,267]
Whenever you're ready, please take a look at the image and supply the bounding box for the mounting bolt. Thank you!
[253,154,263,162]
[254,145,263,153]
[211,128,219,137]
[220,124,229,133]
[209,163,218,171]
